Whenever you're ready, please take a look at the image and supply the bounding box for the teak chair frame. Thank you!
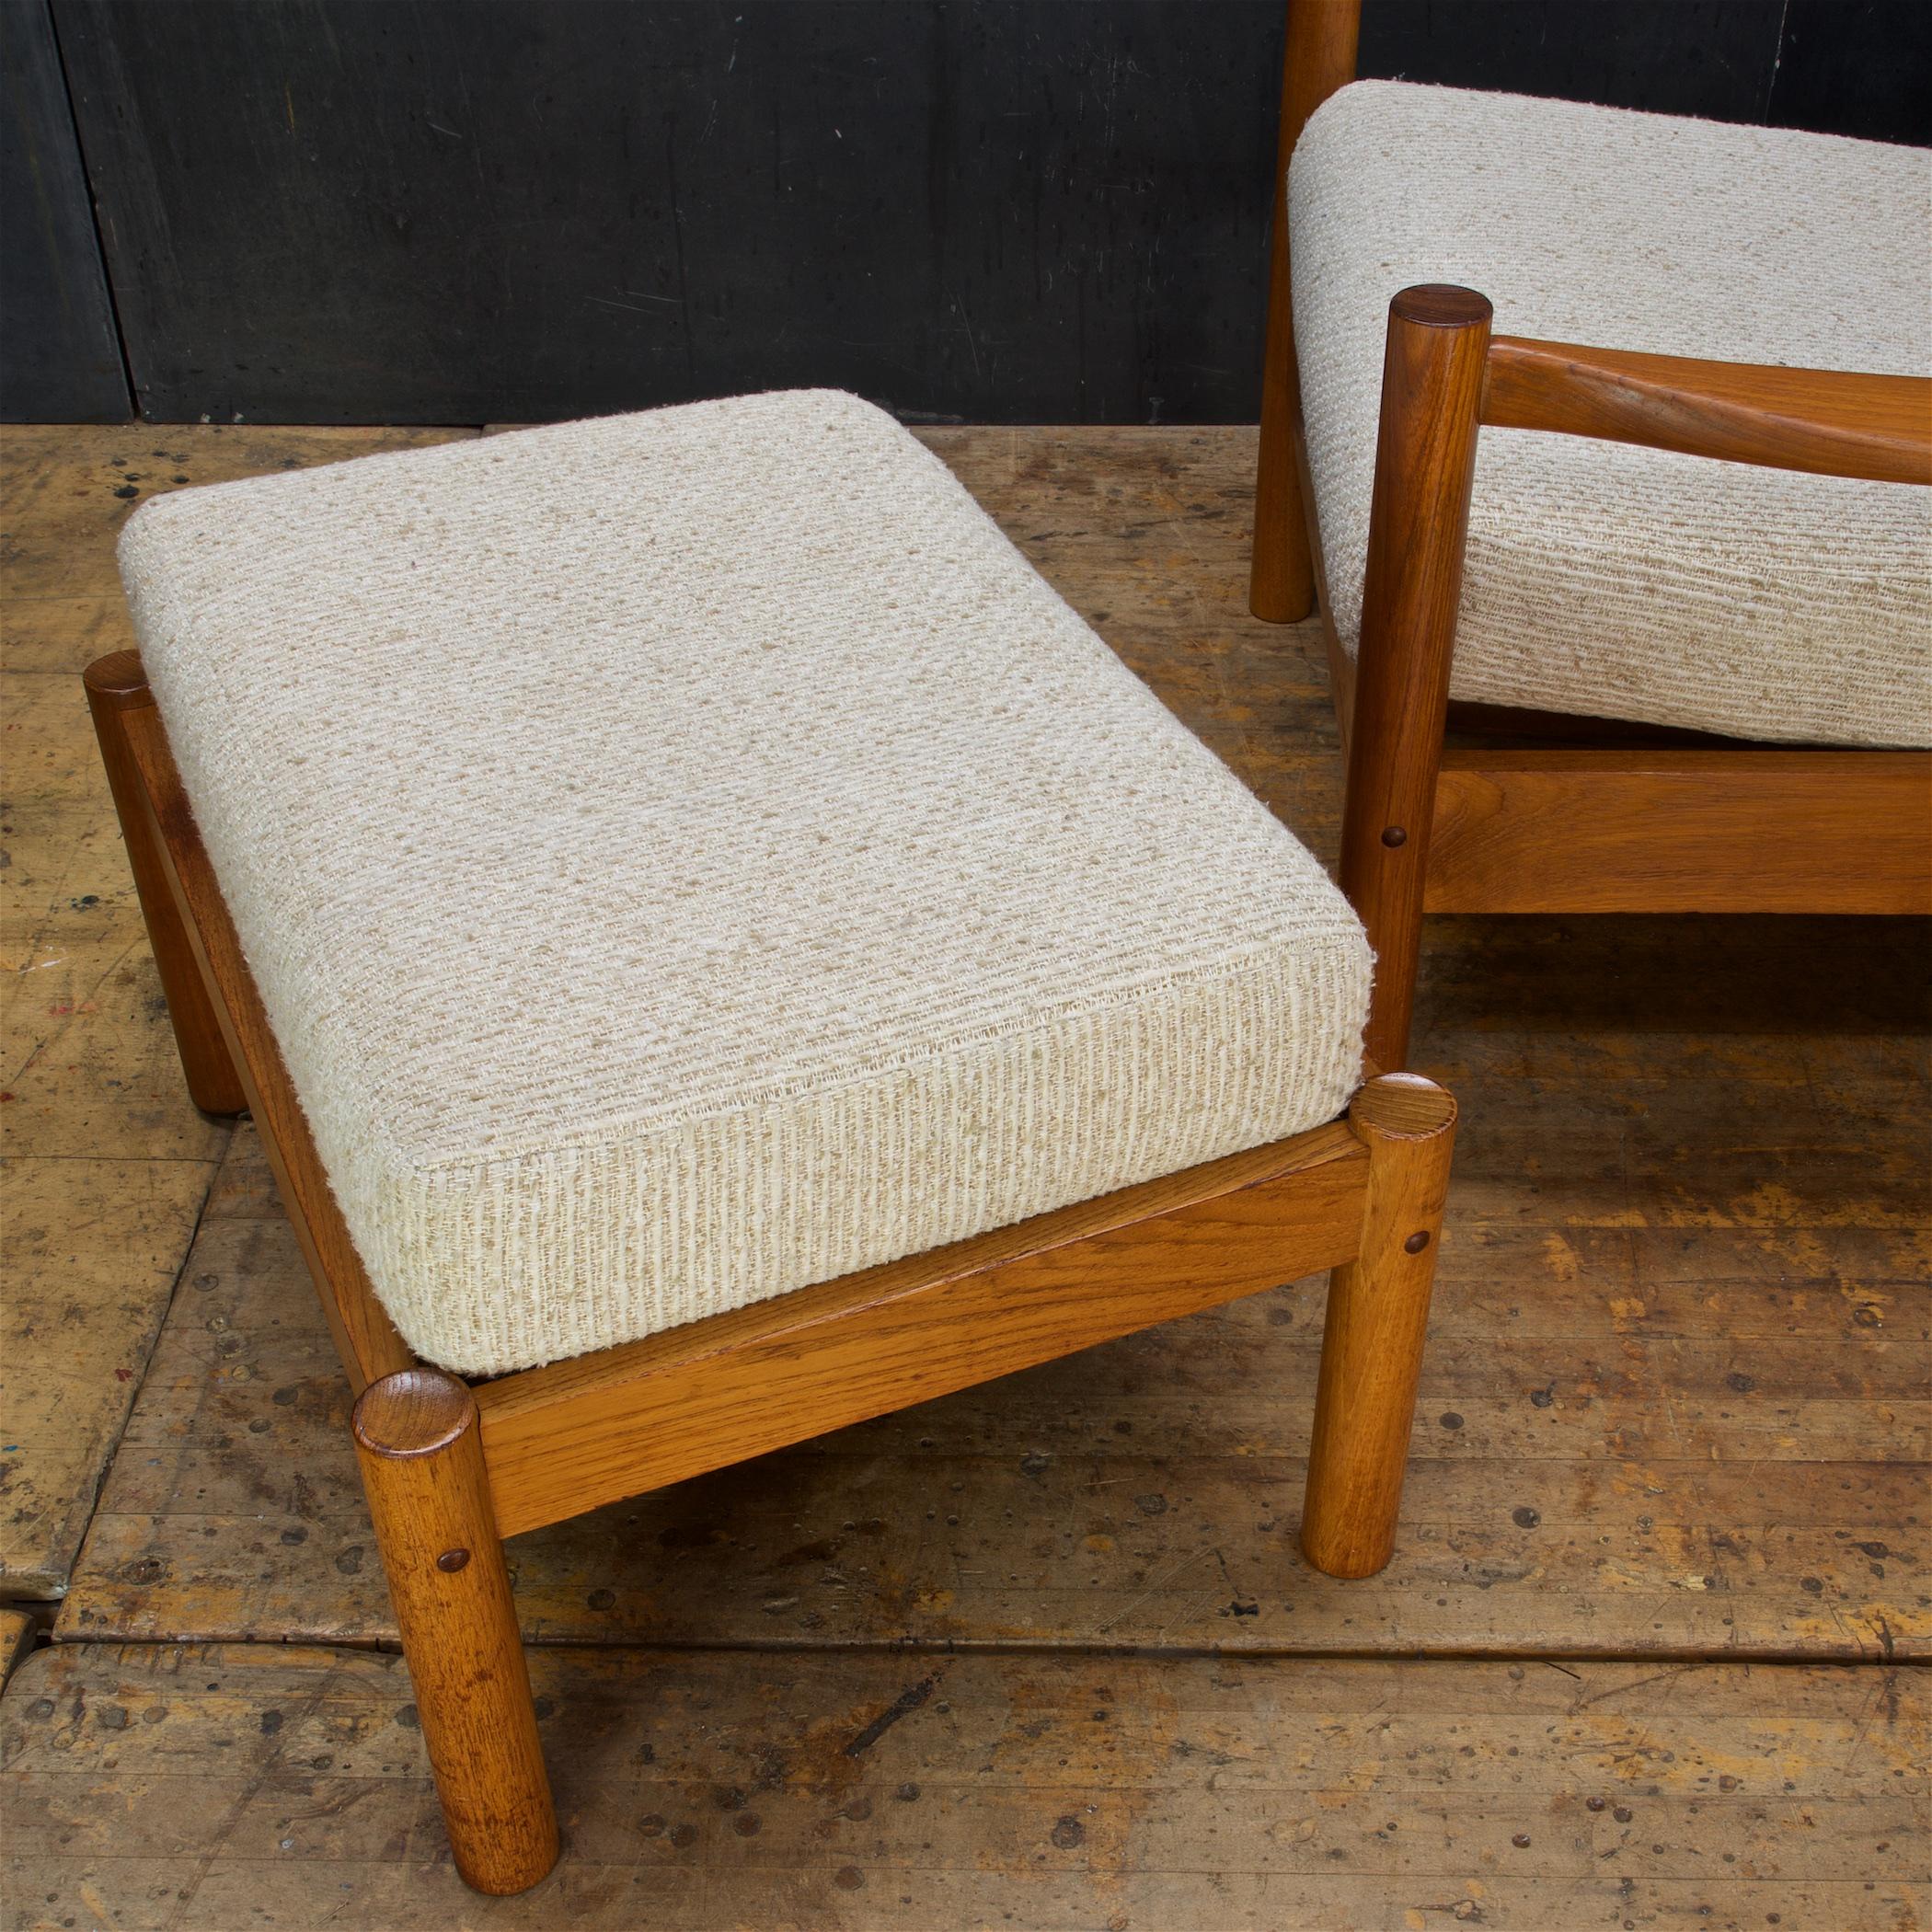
[87,648,1456,1896]
[1252,0,1932,1070]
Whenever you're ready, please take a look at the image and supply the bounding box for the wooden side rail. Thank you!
[1429,749,1932,915]
[1485,336,1932,485]
[84,658,248,1117]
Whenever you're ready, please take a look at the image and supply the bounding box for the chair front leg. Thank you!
[1302,1071,1456,1578]
[1338,285,1491,1070]
[353,1369,559,1894]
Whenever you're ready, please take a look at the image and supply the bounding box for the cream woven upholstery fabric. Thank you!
[121,392,1369,1375]
[1292,82,1932,747]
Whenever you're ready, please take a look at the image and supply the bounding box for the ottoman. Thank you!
[90,390,1455,1893]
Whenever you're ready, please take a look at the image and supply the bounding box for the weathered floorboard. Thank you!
[5,1640,1924,1931]
[59,863,1928,1659]
[0,424,479,1600]
[0,1161,221,1601]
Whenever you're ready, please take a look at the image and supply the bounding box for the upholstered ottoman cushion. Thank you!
[120,392,1369,1375]
[1291,81,1931,748]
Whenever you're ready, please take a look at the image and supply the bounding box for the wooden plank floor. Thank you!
[6,1642,1923,1930]
[4,421,1928,1928]
[0,424,477,1598]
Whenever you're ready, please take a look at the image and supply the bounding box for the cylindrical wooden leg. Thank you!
[83,651,247,1116]
[1338,286,1491,1071]
[1302,1073,1457,1579]
[353,1369,559,1895]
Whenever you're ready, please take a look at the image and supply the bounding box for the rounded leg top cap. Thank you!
[1350,1071,1457,1141]
[352,1367,476,1457]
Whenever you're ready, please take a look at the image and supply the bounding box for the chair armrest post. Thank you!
[1340,285,1492,1070]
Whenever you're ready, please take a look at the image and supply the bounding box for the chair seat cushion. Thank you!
[1291,81,1931,747]
[120,392,1368,1376]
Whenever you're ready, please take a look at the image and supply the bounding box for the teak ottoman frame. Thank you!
[87,647,1455,1896]
[1253,0,1932,1072]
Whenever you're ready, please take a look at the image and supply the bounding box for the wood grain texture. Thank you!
[1485,335,1932,485]
[353,1372,558,1894]
[41,430,1929,1672]
[1428,750,1932,914]
[0,0,128,422]
[83,656,246,1114]
[0,424,477,673]
[57,3,1302,427]
[49,0,1919,428]
[1355,0,1807,130]
[107,535,1378,1569]
[1338,285,1492,1070]
[1250,0,1361,622]
[0,1158,216,1600]
[17,420,1929,1926]
[477,1125,1368,1540]
[1303,1075,1457,1577]
[1769,0,1932,144]
[5,420,1330,1610]
[71,409,1420,1897]
[6,1641,1925,1930]
[1314,308,1930,1024]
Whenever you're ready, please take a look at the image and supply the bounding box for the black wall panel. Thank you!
[38,1,1932,426]
[58,0,1295,425]
[1358,0,1787,120]
[1769,0,1932,146]
[0,0,128,420]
